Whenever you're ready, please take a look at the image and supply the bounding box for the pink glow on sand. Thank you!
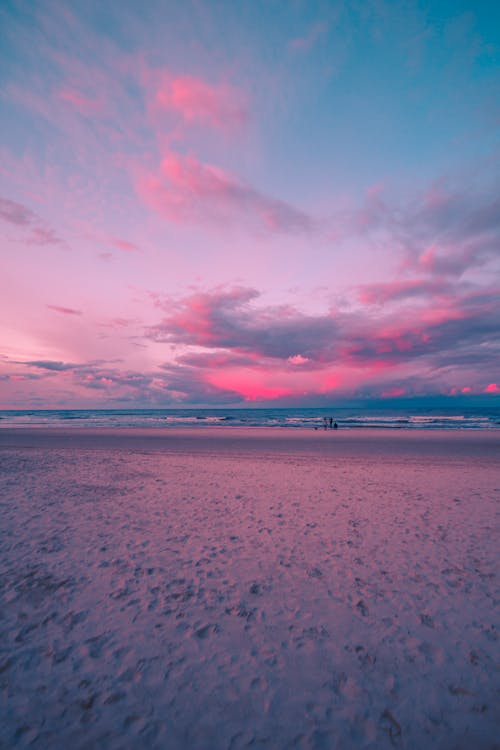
[1,428,498,747]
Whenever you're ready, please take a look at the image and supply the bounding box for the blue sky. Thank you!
[1,0,499,406]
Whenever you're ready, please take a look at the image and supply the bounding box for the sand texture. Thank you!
[0,429,499,749]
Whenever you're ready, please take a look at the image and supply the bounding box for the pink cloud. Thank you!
[485,383,500,394]
[358,279,448,305]
[206,369,294,401]
[110,238,139,252]
[380,387,406,397]
[138,151,312,233]
[46,304,82,315]
[155,74,247,130]
[142,283,500,403]
[58,86,104,116]
[288,354,310,365]
[204,364,344,403]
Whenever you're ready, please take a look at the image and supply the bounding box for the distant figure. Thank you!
[334,421,338,430]
[323,417,327,430]
[329,417,333,429]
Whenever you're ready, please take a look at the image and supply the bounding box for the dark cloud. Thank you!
[147,283,500,383]
[347,287,500,367]
[341,185,500,279]
[148,287,339,361]
[174,351,262,369]
[66,362,240,404]
[404,190,500,276]
[26,360,76,371]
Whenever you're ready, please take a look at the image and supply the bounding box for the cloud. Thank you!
[155,74,247,130]
[57,86,105,116]
[289,22,329,52]
[334,183,500,281]
[0,196,36,226]
[485,383,499,394]
[400,188,498,278]
[148,287,337,360]
[138,151,313,233]
[0,196,63,246]
[46,304,82,315]
[288,354,311,365]
[98,317,136,329]
[25,360,76,371]
[143,283,500,401]
[8,278,500,404]
[27,227,63,246]
[358,279,449,305]
[110,238,139,252]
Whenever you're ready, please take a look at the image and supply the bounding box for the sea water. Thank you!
[0,407,499,429]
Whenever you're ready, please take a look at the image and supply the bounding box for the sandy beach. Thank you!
[0,428,498,749]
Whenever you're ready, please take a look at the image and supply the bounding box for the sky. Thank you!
[1,0,499,408]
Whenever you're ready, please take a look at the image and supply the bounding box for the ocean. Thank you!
[0,406,499,430]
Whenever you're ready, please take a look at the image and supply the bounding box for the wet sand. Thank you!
[0,428,499,749]
[1,425,499,458]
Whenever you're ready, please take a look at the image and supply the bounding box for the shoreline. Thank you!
[1,425,499,460]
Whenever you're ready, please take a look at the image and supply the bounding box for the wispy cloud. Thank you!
[46,304,82,315]
[289,21,329,52]
[0,196,63,246]
[154,73,248,130]
[109,238,140,252]
[357,279,450,305]
[57,85,105,116]
[340,183,500,279]
[138,151,313,233]
[0,196,36,226]
[26,360,76,371]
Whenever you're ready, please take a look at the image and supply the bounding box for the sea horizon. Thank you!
[1,405,499,430]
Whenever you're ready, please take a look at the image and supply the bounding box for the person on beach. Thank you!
[334,421,338,429]
[329,417,333,429]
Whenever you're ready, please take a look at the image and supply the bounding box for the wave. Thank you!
[0,408,499,430]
